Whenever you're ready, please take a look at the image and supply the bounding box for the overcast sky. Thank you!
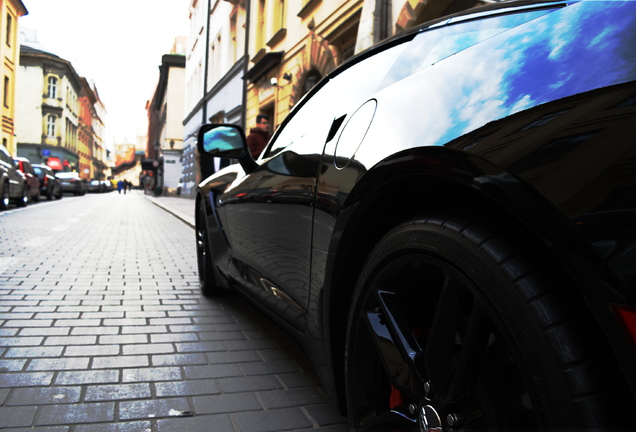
[20,0,190,148]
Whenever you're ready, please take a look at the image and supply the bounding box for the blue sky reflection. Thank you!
[431,1,636,145]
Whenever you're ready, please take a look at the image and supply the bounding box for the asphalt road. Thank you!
[0,191,348,432]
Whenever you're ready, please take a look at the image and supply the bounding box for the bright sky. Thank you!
[20,0,190,149]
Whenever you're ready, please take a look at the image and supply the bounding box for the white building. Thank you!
[182,0,248,197]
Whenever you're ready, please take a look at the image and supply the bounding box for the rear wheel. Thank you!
[0,182,8,210]
[196,202,220,296]
[345,214,629,431]
[16,186,27,207]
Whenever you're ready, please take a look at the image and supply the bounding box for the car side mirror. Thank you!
[197,124,257,178]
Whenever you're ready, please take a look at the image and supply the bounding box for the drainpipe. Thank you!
[202,0,212,124]
[241,0,251,131]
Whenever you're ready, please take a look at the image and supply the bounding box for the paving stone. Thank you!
[192,392,261,414]
[121,326,167,334]
[123,343,174,355]
[4,346,64,359]
[174,341,226,352]
[277,372,322,388]
[0,388,8,404]
[155,378,220,397]
[257,387,327,409]
[119,397,190,420]
[65,344,120,356]
[122,367,182,382]
[156,414,234,432]
[234,407,313,432]
[217,375,283,393]
[304,404,349,426]
[37,402,115,425]
[151,353,207,366]
[44,336,97,345]
[150,333,198,343]
[0,336,44,346]
[0,359,27,371]
[5,386,82,405]
[0,405,38,427]
[99,334,148,345]
[71,327,120,335]
[206,350,262,364]
[0,372,54,387]
[26,354,90,371]
[240,359,300,375]
[55,370,119,385]
[92,355,150,369]
[183,363,242,379]
[85,383,152,402]
[74,421,151,432]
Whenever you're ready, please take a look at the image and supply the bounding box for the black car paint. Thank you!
[197,0,636,411]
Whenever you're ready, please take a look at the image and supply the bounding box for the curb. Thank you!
[146,195,195,228]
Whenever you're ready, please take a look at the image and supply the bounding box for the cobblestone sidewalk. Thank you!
[0,191,347,431]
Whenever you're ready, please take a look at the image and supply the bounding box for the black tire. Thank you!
[33,188,40,202]
[196,203,220,296]
[0,182,8,210]
[47,188,54,201]
[345,214,629,431]
[16,186,27,207]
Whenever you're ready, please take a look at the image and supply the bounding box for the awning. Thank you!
[47,157,63,171]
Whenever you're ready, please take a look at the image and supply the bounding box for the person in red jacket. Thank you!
[246,115,271,160]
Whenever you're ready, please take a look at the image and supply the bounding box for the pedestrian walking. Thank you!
[117,180,123,194]
[246,114,271,159]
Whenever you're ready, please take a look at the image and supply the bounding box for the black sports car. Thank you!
[196,1,636,430]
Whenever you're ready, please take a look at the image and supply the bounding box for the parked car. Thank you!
[55,172,86,196]
[101,180,113,192]
[0,143,27,210]
[13,157,41,203]
[86,179,104,193]
[195,1,636,430]
[32,163,62,200]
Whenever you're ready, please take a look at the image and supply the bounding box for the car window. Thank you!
[264,41,410,158]
[379,8,557,91]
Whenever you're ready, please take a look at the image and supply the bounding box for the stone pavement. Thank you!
[0,191,348,431]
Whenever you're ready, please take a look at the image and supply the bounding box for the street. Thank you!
[0,191,347,432]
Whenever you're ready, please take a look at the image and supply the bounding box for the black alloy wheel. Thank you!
[345,214,628,431]
[196,203,219,296]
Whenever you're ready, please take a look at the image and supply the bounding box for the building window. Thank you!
[6,14,12,46]
[47,76,58,99]
[47,114,56,137]
[3,76,8,108]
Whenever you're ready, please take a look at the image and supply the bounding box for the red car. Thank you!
[14,157,40,203]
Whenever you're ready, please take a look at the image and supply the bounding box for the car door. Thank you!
[219,42,413,329]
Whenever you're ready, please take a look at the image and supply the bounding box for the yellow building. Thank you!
[0,0,27,156]
[244,0,487,132]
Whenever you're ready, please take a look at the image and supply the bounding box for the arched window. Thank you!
[47,76,57,99]
[301,70,322,98]
[47,114,56,137]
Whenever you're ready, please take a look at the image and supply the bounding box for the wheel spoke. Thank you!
[365,288,428,400]
[424,274,460,398]
[446,300,491,404]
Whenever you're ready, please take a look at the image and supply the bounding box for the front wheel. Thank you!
[345,214,629,431]
[196,202,220,296]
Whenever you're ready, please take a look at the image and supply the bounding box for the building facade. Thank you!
[15,44,86,172]
[182,0,248,197]
[146,43,187,195]
[0,0,27,156]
